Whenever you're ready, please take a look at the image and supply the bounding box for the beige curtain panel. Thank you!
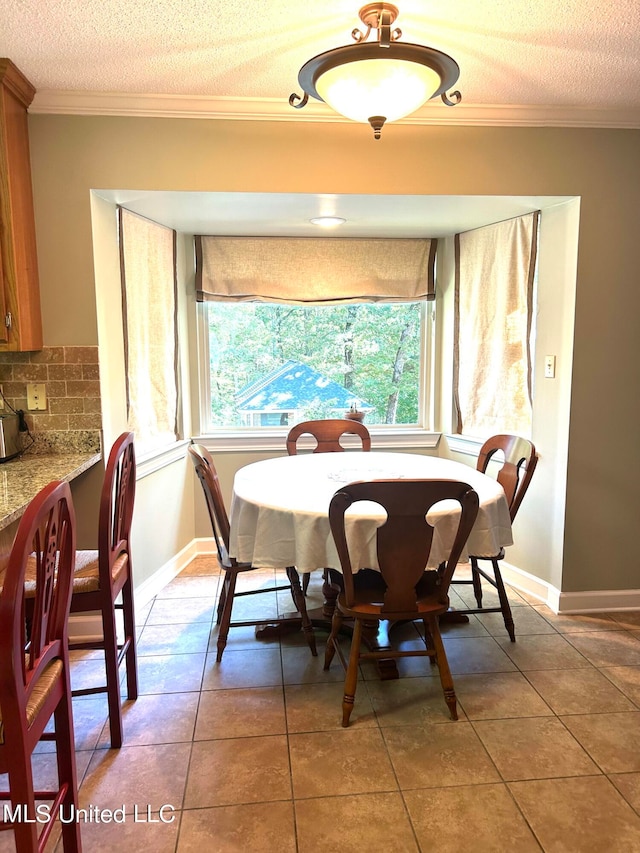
[119,208,179,452]
[195,236,437,304]
[453,212,540,437]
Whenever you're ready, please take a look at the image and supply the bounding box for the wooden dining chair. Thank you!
[451,434,538,641]
[324,479,479,725]
[0,480,82,853]
[189,443,317,661]
[287,418,371,594]
[62,432,137,748]
[286,418,371,455]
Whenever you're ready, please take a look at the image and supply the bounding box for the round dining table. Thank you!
[229,450,513,573]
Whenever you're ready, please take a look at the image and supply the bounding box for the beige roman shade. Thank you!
[453,212,540,437]
[195,236,437,304]
[119,208,179,452]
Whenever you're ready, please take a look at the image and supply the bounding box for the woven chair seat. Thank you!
[0,659,63,745]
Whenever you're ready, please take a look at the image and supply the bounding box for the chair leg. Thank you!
[429,614,458,721]
[102,596,125,748]
[286,567,317,656]
[216,579,227,625]
[7,756,39,851]
[342,617,363,727]
[121,577,138,700]
[421,618,436,665]
[301,572,310,595]
[471,556,483,606]
[492,558,516,642]
[54,683,82,852]
[216,569,238,662]
[324,609,343,670]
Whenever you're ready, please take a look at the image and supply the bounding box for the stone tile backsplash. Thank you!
[0,347,102,455]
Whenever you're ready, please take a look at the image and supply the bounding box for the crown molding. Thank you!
[29,91,640,128]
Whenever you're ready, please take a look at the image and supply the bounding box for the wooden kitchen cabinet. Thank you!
[0,59,42,351]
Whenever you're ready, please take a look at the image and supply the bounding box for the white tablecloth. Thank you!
[229,452,513,572]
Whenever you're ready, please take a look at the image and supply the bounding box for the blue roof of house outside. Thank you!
[236,360,373,413]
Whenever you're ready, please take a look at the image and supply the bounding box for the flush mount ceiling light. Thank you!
[289,3,461,139]
[310,216,347,227]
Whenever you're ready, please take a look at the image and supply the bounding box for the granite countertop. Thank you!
[0,451,102,531]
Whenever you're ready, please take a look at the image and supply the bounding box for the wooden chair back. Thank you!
[329,479,479,615]
[0,480,81,851]
[286,419,371,455]
[476,434,538,521]
[98,431,136,592]
[189,443,232,566]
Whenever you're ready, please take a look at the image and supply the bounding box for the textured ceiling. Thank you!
[2,0,640,125]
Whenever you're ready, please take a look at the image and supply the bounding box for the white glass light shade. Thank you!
[315,58,441,123]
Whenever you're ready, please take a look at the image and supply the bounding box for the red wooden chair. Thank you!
[0,480,82,852]
[324,479,479,725]
[452,434,538,641]
[65,432,138,747]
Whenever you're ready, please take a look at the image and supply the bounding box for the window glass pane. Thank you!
[206,302,423,429]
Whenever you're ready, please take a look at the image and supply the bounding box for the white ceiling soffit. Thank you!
[94,191,573,238]
[5,0,640,128]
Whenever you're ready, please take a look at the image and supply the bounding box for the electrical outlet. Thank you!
[27,383,47,411]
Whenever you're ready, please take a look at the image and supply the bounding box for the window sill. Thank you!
[136,439,191,479]
[194,429,442,454]
[443,433,484,457]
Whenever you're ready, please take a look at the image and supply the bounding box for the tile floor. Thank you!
[8,557,640,852]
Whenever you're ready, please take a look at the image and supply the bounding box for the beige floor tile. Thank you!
[607,611,640,630]
[441,636,518,674]
[561,712,640,773]
[285,682,377,732]
[366,675,466,725]
[154,576,219,600]
[295,792,419,853]
[147,596,215,625]
[137,622,212,656]
[382,723,501,788]
[97,692,199,747]
[473,717,599,781]
[202,648,283,689]
[497,633,592,670]
[281,643,343,685]
[178,555,221,577]
[533,605,619,633]
[289,728,397,799]
[38,696,110,754]
[564,631,640,667]
[69,657,110,694]
[454,671,553,720]
[177,802,296,853]
[184,736,291,808]
[525,668,635,715]
[509,776,640,852]
[194,686,286,740]
[609,772,640,813]
[75,810,179,852]
[601,665,640,704]
[137,653,206,694]
[477,605,558,638]
[207,623,279,654]
[451,580,527,608]
[437,613,491,638]
[404,783,541,852]
[79,743,191,813]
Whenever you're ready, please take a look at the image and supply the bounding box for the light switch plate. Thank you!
[27,383,47,410]
[544,355,556,379]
